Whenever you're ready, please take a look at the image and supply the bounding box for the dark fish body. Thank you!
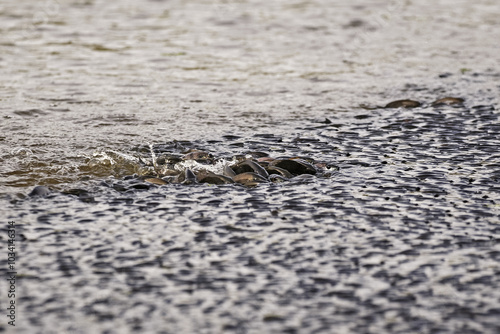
[385,99,422,109]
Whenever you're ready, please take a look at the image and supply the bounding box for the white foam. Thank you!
[174,158,229,175]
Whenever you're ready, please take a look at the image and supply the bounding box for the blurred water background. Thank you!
[1,0,499,333]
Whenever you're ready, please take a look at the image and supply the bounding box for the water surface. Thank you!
[1,0,500,333]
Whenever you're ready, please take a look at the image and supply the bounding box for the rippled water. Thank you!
[1,0,500,333]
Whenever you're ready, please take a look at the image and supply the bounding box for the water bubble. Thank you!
[11,147,33,156]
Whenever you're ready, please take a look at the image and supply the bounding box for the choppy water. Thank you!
[1,0,500,333]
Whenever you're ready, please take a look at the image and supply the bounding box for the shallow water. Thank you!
[1,0,500,333]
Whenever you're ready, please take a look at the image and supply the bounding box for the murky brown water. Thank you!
[1,0,500,333]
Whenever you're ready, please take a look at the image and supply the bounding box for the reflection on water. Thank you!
[1,0,500,333]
